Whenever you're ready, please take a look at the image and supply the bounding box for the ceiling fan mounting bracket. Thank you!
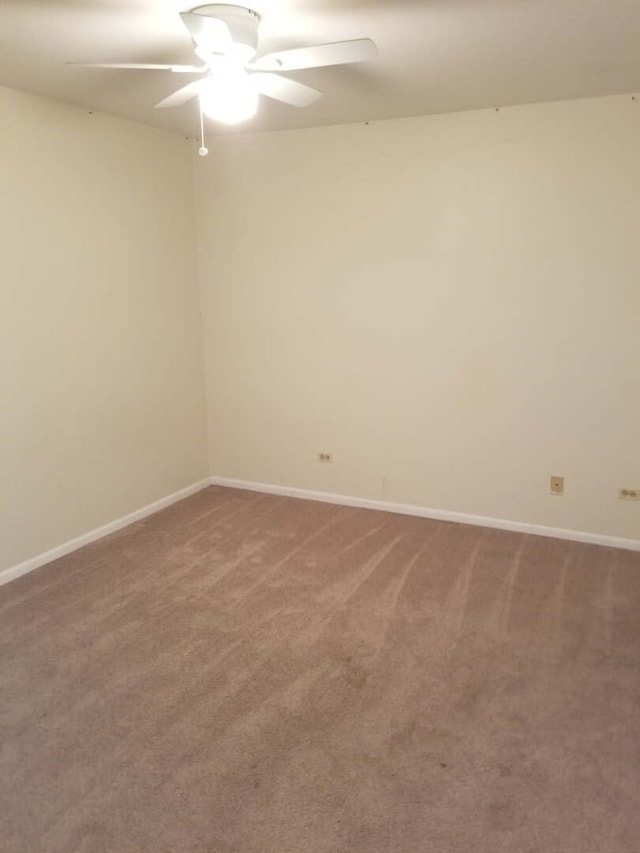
[188,5,261,57]
[189,4,261,23]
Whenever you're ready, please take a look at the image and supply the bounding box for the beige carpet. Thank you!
[1,486,639,853]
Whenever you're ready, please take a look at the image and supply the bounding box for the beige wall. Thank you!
[196,94,640,541]
[2,88,638,571]
[1,86,208,571]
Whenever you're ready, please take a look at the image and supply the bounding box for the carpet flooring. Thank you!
[1,486,639,853]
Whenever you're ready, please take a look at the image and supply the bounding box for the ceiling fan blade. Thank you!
[67,62,206,73]
[251,73,322,108]
[154,80,204,109]
[249,39,377,72]
[180,11,233,54]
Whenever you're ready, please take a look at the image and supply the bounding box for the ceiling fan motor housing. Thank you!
[190,4,261,61]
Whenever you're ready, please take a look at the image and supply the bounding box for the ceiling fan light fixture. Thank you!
[200,67,258,124]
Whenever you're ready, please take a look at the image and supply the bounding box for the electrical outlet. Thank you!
[618,489,640,501]
[550,476,565,496]
[317,452,332,463]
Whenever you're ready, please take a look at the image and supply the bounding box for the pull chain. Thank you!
[198,102,208,157]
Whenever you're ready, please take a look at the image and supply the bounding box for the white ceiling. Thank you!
[1,0,640,137]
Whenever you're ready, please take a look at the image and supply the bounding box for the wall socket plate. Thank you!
[317,452,332,463]
[618,489,639,501]
[550,476,565,496]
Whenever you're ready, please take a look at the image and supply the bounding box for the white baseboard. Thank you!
[210,476,640,553]
[4,474,636,589]
[0,479,211,588]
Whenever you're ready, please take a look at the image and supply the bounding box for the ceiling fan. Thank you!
[69,3,377,133]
